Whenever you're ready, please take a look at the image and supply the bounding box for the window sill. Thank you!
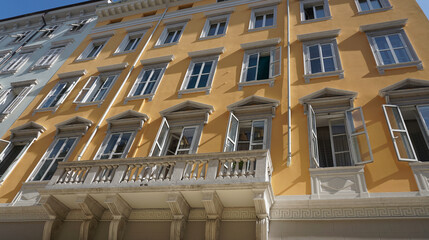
[178,86,211,98]
[238,78,275,90]
[0,70,16,75]
[124,93,155,103]
[154,42,179,49]
[309,165,369,199]
[357,6,392,15]
[74,101,103,110]
[199,34,225,41]
[248,25,276,32]
[75,56,97,63]
[409,161,429,196]
[113,49,137,56]
[34,106,59,114]
[31,65,51,71]
[377,60,423,74]
[304,70,344,83]
[300,16,332,24]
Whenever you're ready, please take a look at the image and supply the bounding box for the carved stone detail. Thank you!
[105,195,131,240]
[76,195,104,240]
[39,195,70,240]
[167,192,190,240]
[202,191,223,240]
[256,217,269,240]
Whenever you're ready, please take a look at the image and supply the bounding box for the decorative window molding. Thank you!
[204,8,234,18]
[298,30,343,83]
[114,29,146,54]
[224,96,279,152]
[97,62,128,73]
[57,69,87,79]
[76,37,109,61]
[140,55,174,66]
[248,0,280,9]
[55,116,93,137]
[0,79,37,122]
[359,19,407,32]
[239,39,281,89]
[354,0,392,15]
[32,46,65,70]
[241,38,281,50]
[200,14,230,40]
[73,72,120,108]
[300,0,331,23]
[126,62,168,102]
[155,22,186,47]
[150,101,213,157]
[249,6,277,31]
[409,162,429,196]
[0,51,32,75]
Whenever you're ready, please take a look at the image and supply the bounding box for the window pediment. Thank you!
[299,88,357,113]
[227,95,279,117]
[56,116,93,136]
[106,110,149,132]
[160,101,214,124]
[10,121,46,143]
[379,78,429,105]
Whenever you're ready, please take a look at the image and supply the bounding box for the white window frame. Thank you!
[300,0,331,23]
[0,82,35,122]
[200,14,230,40]
[9,31,32,44]
[94,131,136,160]
[239,46,281,89]
[73,73,119,108]
[36,77,79,112]
[115,30,146,54]
[366,29,421,74]
[0,51,31,74]
[354,0,392,14]
[249,6,277,30]
[179,55,219,97]
[155,22,186,47]
[303,38,343,83]
[308,105,373,168]
[0,140,33,185]
[28,136,79,182]
[69,19,88,33]
[77,38,108,61]
[126,63,167,102]
[32,46,65,70]
[38,25,58,39]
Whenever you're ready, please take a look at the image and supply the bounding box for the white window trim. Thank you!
[366,28,422,74]
[303,38,344,83]
[37,25,59,40]
[0,51,32,75]
[65,19,90,35]
[354,0,392,15]
[73,73,119,109]
[114,30,146,55]
[300,0,332,23]
[155,22,186,47]
[94,131,136,160]
[0,140,34,185]
[35,77,80,113]
[9,31,32,45]
[0,81,36,122]
[178,55,219,98]
[249,6,277,31]
[125,63,168,102]
[76,37,108,61]
[32,46,65,70]
[200,14,230,40]
[239,46,281,89]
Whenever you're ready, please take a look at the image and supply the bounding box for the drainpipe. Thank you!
[76,5,169,161]
[0,13,47,68]
[286,0,291,167]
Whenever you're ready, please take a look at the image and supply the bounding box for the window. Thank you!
[127,64,166,100]
[240,45,281,88]
[0,80,36,122]
[1,52,31,74]
[31,137,78,181]
[355,0,391,13]
[300,0,331,22]
[115,30,145,53]
[10,31,32,44]
[371,33,414,66]
[38,25,58,39]
[249,6,276,30]
[69,19,88,32]
[179,56,218,96]
[32,46,64,69]
[74,74,118,105]
[96,132,134,159]
[78,39,107,60]
[156,23,185,46]
[0,141,31,183]
[37,77,78,111]
[200,15,229,39]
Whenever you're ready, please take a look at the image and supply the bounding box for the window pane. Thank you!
[198,74,209,88]
[369,0,382,9]
[335,152,352,166]
[255,15,264,28]
[331,122,346,135]
[321,44,333,57]
[358,0,370,11]
[394,48,411,63]
[265,14,274,26]
[42,159,61,181]
[257,55,270,80]
[141,70,151,82]
[393,131,416,160]
[151,69,162,81]
[124,39,136,51]
[208,23,217,36]
[248,54,258,67]
[178,128,196,151]
[103,134,120,155]
[252,121,265,142]
[48,139,66,159]
[309,45,320,59]
[166,134,180,155]
[388,34,404,48]
[304,7,315,20]
[202,62,212,74]
[187,76,198,89]
[418,106,429,130]
[385,106,406,130]
[57,138,76,158]
[192,63,202,75]
[144,81,156,95]
[246,67,256,82]
[173,30,182,42]
[218,22,226,34]
[315,5,325,18]
[0,145,25,177]
[375,37,389,50]
[228,116,239,142]
[310,59,322,73]
[33,160,52,181]
[333,135,349,152]
[114,133,132,155]
[164,31,175,44]
[380,50,395,65]
[323,58,335,72]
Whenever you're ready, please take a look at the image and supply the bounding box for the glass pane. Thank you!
[255,15,264,28]
[309,45,320,59]
[48,139,66,159]
[385,106,406,130]
[151,69,162,81]
[331,121,346,135]
[265,14,274,26]
[350,134,372,163]
[393,131,416,160]
[225,140,235,152]
[333,135,349,152]
[359,0,370,11]
[134,83,145,96]
[218,22,226,34]
[251,145,263,150]
[323,58,335,72]
[114,133,132,155]
[310,59,322,73]
[42,159,61,181]
[157,121,169,146]
[388,34,404,48]
[141,70,151,82]
[418,106,429,131]
[380,50,395,65]
[173,30,181,42]
[178,128,196,150]
[166,134,180,155]
[33,159,52,181]
[208,23,217,36]
[257,55,270,80]
[192,63,202,75]
[304,7,315,20]
[144,81,155,95]
[394,48,411,63]
[321,44,333,57]
[248,54,258,67]
[124,39,135,51]
[103,134,120,155]
[335,152,352,166]
[238,124,251,143]
[198,74,209,88]
[370,0,382,9]
[315,5,325,18]
[202,61,212,74]
[246,67,256,82]
[237,142,250,151]
[346,109,364,133]
[228,116,239,142]
[187,76,198,89]
[0,145,25,179]
[252,121,265,142]
[164,31,175,44]
[375,37,389,50]
[57,138,76,158]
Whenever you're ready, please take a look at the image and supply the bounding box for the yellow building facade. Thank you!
[0,0,429,239]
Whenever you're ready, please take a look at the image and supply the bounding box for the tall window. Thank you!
[116,30,145,53]
[69,19,88,32]
[300,0,330,22]
[181,56,218,94]
[156,23,186,46]
[249,7,276,30]
[37,78,78,111]
[1,52,31,74]
[0,143,29,183]
[128,64,166,99]
[201,15,229,39]
[225,115,267,152]
[306,43,338,74]
[33,46,64,69]
[96,132,134,159]
[0,81,35,121]
[355,0,391,12]
[38,25,58,39]
[241,46,281,83]
[372,33,412,65]
[78,38,107,60]
[74,74,118,105]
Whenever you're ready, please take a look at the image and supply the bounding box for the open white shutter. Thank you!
[269,46,281,78]
[74,77,99,103]
[0,89,11,104]
[382,104,418,162]
[0,139,11,161]
[308,105,320,167]
[150,117,170,156]
[224,112,239,152]
[345,107,373,165]
[55,81,76,107]
[241,53,249,83]
[2,85,33,115]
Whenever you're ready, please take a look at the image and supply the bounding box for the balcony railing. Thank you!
[46,150,272,191]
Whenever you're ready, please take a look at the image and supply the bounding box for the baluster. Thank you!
[226,159,233,178]
[166,164,174,180]
[58,168,69,183]
[154,164,163,180]
[218,160,226,178]
[80,167,89,183]
[131,165,141,182]
[248,159,255,176]
[108,166,117,182]
[241,159,248,177]
[183,162,191,179]
[199,161,207,179]
[159,164,167,180]
[71,168,80,183]
[137,164,147,181]
[123,165,133,182]
[143,165,151,182]
[232,160,240,178]
[192,162,199,179]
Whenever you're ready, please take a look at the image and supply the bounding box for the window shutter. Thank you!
[41,47,63,66]
[2,85,33,115]
[382,104,418,162]
[345,107,373,165]
[241,54,249,83]
[308,105,320,167]
[269,46,281,78]
[0,139,11,161]
[74,76,99,103]
[224,112,239,152]
[150,117,170,156]
[55,81,76,107]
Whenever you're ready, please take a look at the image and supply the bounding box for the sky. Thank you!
[0,0,428,20]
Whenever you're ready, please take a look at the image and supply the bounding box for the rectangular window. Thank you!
[33,46,64,69]
[0,143,30,183]
[241,47,281,83]
[74,74,118,104]
[31,137,78,181]
[128,64,166,98]
[250,7,276,30]
[156,23,185,46]
[1,52,31,73]
[96,132,134,159]
[356,0,391,12]
[10,31,31,43]
[78,39,107,60]
[306,43,337,74]
[38,25,58,39]
[0,84,33,120]
[224,113,267,152]
[300,0,330,22]
[201,15,229,39]
[116,31,145,53]
[69,19,87,32]
[38,80,77,110]
[372,34,412,65]
[182,57,218,91]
